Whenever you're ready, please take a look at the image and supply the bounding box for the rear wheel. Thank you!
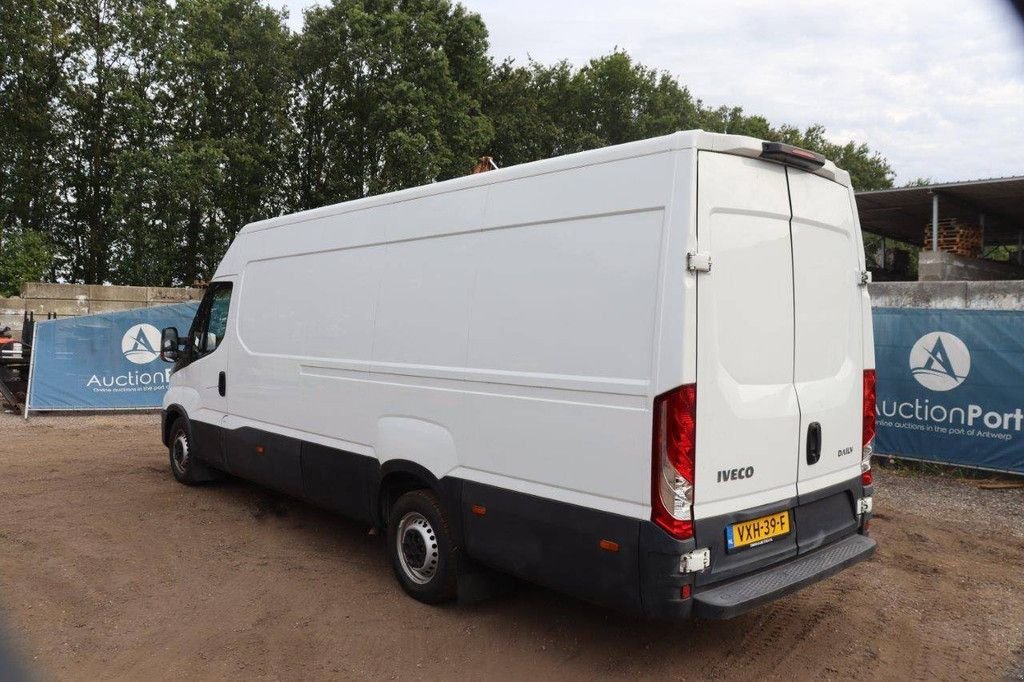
[387,489,458,604]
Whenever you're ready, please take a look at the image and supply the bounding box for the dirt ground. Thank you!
[1,413,1023,681]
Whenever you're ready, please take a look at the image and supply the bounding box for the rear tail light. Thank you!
[652,384,696,539]
[862,369,877,447]
[862,369,876,486]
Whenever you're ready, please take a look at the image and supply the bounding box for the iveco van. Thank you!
[160,130,876,619]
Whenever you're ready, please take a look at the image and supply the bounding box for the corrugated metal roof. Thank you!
[856,176,1024,246]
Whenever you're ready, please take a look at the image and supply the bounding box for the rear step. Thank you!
[693,534,876,619]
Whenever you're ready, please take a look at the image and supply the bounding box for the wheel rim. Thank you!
[171,432,190,473]
[396,511,439,585]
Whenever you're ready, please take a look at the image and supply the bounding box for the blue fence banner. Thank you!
[873,307,1024,475]
[27,303,199,412]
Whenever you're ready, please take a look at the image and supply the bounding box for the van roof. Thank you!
[241,130,850,235]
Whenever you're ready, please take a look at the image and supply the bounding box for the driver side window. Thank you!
[189,282,233,357]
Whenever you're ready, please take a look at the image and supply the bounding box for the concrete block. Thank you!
[21,282,89,300]
[90,300,144,313]
[89,284,148,302]
[23,299,90,316]
[0,313,23,333]
[964,281,1024,311]
[0,297,24,314]
[919,251,1024,282]
[869,281,968,309]
[148,286,204,303]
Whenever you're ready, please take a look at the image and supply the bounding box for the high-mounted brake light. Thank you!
[652,384,696,539]
[761,141,826,171]
[862,369,876,486]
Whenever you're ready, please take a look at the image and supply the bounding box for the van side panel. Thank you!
[461,480,643,613]
[226,152,678,519]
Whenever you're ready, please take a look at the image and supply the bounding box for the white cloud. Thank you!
[276,0,1024,183]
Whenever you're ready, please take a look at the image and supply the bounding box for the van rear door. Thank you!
[788,171,863,497]
[690,151,865,586]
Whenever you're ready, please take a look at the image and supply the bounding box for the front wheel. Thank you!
[387,490,459,604]
[168,418,220,485]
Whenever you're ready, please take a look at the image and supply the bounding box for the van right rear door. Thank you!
[788,170,864,498]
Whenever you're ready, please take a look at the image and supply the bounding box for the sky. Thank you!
[275,0,1024,184]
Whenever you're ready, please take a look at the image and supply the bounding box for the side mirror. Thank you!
[160,327,180,362]
[203,331,218,353]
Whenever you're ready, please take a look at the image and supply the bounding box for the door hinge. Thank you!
[687,251,712,273]
[858,270,872,286]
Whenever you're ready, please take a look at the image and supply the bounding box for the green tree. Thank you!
[0,0,71,246]
[483,52,704,168]
[0,229,52,296]
[482,51,892,193]
[53,0,149,284]
[291,0,492,209]
[3,8,902,287]
[903,177,931,187]
[574,51,701,145]
[163,0,295,285]
[106,0,179,286]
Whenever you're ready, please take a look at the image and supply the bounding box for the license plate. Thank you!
[726,510,791,551]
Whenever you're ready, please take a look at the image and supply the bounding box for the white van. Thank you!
[160,130,876,619]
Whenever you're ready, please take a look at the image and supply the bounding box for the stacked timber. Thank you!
[923,219,982,258]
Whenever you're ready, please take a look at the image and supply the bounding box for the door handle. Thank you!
[806,422,821,465]
[218,371,226,397]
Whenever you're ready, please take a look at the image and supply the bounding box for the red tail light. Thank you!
[652,384,696,539]
[862,369,877,446]
[862,370,876,487]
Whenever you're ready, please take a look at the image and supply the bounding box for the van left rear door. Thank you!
[691,151,802,586]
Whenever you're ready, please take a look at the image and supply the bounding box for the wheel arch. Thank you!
[376,460,463,545]
[162,404,188,446]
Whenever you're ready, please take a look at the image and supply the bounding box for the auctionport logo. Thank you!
[909,331,970,392]
[121,324,162,365]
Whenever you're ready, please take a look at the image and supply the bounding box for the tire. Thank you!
[387,489,459,604]
[168,418,217,485]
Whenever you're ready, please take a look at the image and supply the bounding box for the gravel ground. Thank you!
[873,462,1024,540]
[1,412,1023,681]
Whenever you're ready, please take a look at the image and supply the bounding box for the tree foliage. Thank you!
[0,2,896,288]
[0,229,53,296]
[292,0,491,208]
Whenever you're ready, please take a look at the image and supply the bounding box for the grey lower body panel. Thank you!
[693,533,876,619]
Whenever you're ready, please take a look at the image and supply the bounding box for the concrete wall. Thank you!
[1,283,204,340]
[918,250,1024,282]
[870,280,1024,310]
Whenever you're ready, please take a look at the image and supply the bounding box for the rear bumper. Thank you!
[691,533,875,619]
[639,476,873,620]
